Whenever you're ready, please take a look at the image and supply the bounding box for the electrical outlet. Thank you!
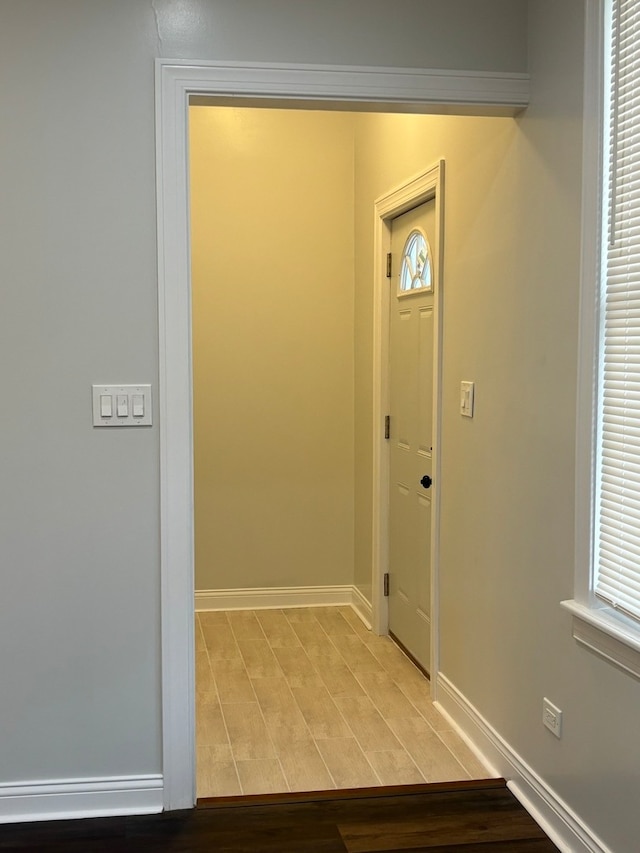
[542,698,562,738]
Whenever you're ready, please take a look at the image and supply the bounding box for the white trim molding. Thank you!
[196,586,373,630]
[163,60,529,114]
[561,599,640,680]
[569,0,640,679]
[436,674,614,853]
[196,585,363,612]
[351,585,373,629]
[156,58,529,813]
[573,0,604,616]
[0,775,163,825]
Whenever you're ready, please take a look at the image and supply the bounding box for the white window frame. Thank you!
[562,0,640,679]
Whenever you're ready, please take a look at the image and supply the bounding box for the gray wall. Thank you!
[437,4,640,851]
[0,0,527,786]
[6,3,639,852]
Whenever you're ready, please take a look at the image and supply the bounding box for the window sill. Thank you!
[561,599,640,680]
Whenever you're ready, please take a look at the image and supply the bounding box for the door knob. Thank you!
[420,475,432,489]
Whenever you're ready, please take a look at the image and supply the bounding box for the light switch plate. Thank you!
[92,385,152,427]
[460,381,475,418]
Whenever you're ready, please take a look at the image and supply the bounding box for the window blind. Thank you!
[598,0,640,621]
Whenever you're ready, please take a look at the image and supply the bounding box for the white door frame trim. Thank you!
[372,164,445,693]
[155,58,528,811]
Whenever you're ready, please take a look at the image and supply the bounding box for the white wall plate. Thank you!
[92,385,152,427]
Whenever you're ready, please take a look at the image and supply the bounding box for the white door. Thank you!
[387,199,436,673]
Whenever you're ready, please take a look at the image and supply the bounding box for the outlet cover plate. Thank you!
[543,697,562,738]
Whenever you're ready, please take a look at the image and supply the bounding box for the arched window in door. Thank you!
[399,230,432,294]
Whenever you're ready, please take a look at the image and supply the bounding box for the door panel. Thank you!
[387,199,436,672]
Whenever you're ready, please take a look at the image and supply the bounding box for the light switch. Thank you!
[100,394,113,418]
[116,394,128,418]
[92,385,152,427]
[460,381,475,418]
[132,394,144,418]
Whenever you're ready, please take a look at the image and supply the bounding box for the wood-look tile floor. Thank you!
[196,606,493,797]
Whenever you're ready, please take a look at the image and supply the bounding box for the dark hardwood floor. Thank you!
[0,780,558,852]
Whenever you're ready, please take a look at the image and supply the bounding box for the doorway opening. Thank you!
[156,59,526,810]
[189,103,448,795]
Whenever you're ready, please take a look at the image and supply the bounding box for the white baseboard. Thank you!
[0,775,163,824]
[195,584,371,614]
[350,585,373,629]
[435,674,612,853]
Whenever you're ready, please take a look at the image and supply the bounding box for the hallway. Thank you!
[196,606,491,797]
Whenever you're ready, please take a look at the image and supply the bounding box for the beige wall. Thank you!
[190,106,355,591]
[352,112,518,598]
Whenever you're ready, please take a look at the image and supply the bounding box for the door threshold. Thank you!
[196,778,505,809]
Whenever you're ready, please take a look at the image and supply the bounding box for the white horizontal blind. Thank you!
[598,0,640,621]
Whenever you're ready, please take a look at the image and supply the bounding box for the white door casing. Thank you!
[156,60,523,810]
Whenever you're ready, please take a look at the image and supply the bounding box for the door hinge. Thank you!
[386,252,392,278]
[383,572,390,597]
[384,415,390,440]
